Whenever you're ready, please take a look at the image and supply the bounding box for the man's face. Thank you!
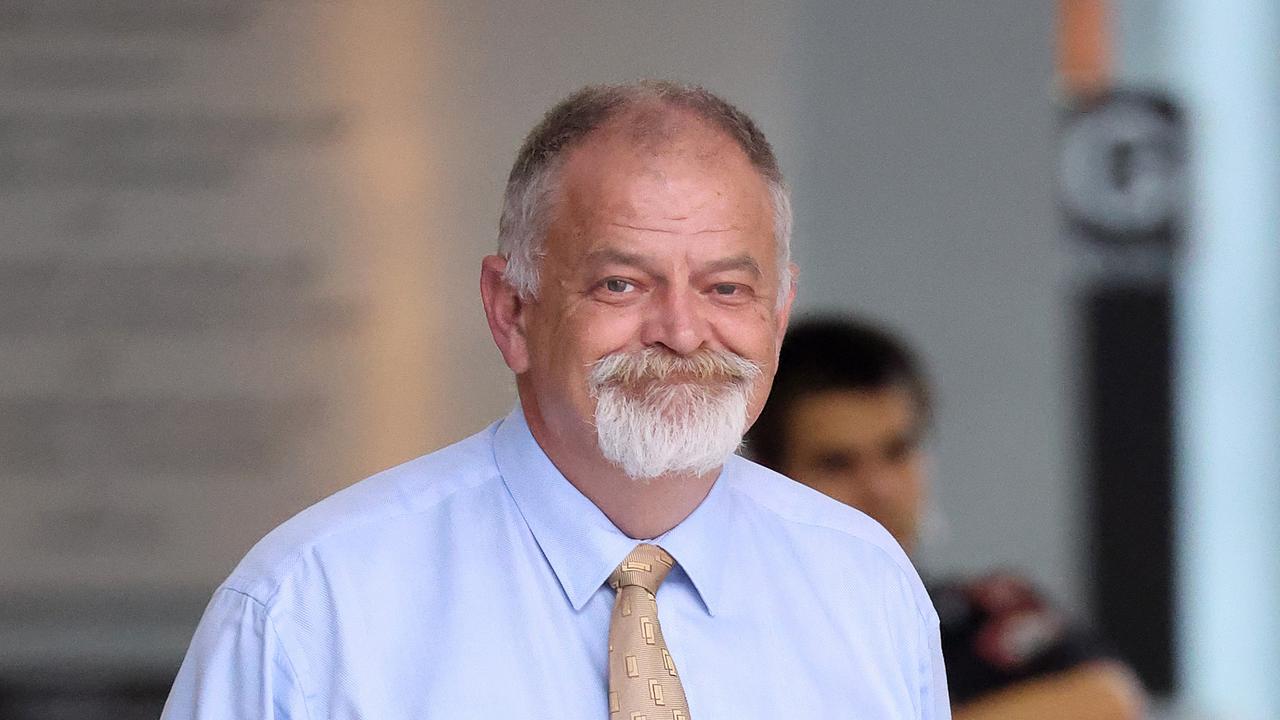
[516,116,793,477]
[780,387,928,553]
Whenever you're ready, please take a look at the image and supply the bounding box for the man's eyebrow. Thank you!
[583,249,658,273]
[700,254,762,279]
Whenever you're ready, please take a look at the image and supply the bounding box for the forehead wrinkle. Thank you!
[583,248,662,276]
[608,221,739,235]
[583,247,763,282]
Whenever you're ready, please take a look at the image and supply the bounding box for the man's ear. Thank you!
[480,255,531,373]
[775,262,799,347]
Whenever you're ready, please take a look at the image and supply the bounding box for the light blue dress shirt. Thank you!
[162,407,949,718]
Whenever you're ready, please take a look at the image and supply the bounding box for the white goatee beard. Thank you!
[587,347,762,481]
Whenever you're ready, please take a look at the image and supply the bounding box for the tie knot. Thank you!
[608,543,676,595]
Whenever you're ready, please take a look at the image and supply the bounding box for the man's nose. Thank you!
[861,461,901,503]
[641,285,707,355]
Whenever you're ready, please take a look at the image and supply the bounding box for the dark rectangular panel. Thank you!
[1084,283,1175,694]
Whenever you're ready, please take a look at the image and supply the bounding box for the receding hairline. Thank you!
[552,103,777,187]
[507,82,785,192]
[590,101,738,155]
[550,106,778,212]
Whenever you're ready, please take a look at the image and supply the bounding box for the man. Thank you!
[161,81,949,719]
[747,317,1145,719]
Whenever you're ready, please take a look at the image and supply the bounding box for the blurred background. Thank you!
[1,0,1275,718]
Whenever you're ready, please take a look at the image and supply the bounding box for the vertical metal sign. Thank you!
[1057,0,1186,695]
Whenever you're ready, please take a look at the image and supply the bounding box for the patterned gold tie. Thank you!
[607,544,691,720]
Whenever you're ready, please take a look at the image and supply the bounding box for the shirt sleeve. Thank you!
[161,587,311,720]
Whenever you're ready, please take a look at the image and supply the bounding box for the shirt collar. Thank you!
[492,406,733,616]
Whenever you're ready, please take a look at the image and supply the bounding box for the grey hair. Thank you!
[497,80,794,306]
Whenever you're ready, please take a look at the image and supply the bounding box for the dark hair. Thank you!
[747,316,934,470]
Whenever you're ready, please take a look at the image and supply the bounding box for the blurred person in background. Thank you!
[747,316,1146,720]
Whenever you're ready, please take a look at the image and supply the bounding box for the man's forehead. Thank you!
[559,131,766,213]
[797,387,923,431]
[549,142,768,233]
[562,213,775,272]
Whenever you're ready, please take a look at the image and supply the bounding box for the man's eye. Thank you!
[885,440,913,463]
[603,278,635,293]
[713,283,740,296]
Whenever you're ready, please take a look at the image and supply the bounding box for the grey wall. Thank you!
[788,2,1083,611]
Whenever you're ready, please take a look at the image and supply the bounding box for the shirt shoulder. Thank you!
[723,454,934,619]
[725,454,916,568]
[222,421,504,604]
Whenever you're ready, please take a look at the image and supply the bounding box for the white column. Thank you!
[1171,0,1280,718]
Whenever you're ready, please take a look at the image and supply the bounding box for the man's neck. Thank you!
[521,404,720,539]
[574,469,717,540]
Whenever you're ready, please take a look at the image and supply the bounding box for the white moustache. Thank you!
[588,348,761,390]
